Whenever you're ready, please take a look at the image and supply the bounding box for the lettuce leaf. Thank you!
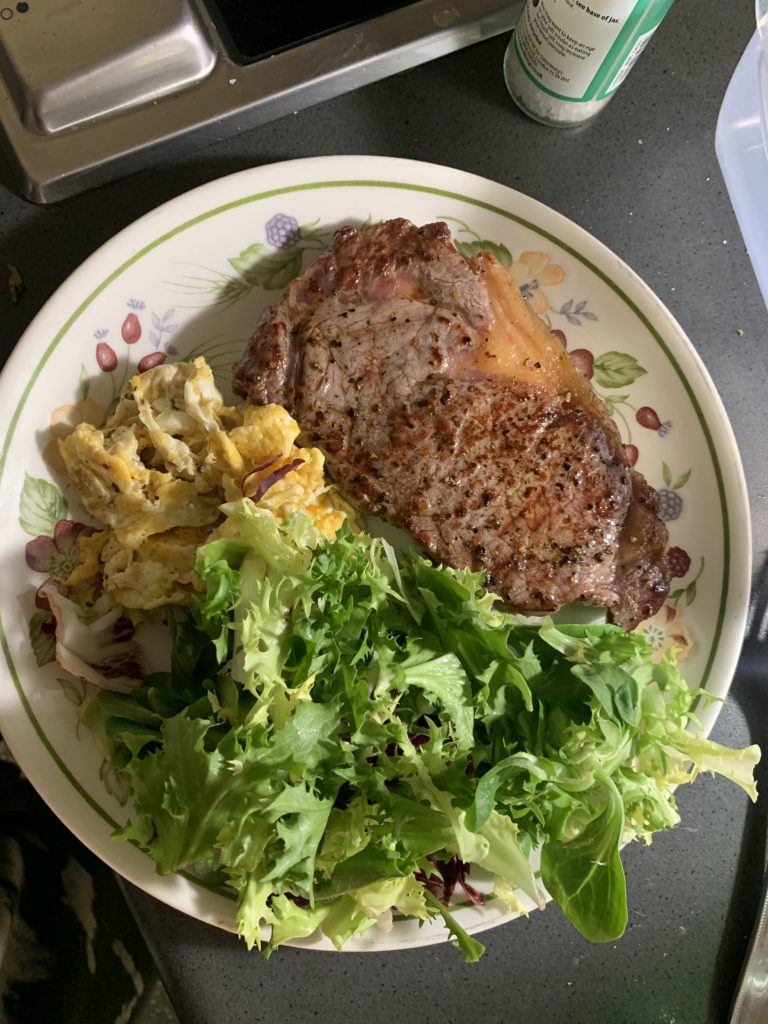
[99,501,760,959]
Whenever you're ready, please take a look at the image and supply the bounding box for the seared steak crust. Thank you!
[234,218,669,628]
[234,220,487,409]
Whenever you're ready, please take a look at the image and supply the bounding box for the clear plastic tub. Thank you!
[716,11,768,310]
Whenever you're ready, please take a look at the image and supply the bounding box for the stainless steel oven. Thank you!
[0,0,517,202]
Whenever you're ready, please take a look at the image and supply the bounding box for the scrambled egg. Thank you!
[59,357,347,609]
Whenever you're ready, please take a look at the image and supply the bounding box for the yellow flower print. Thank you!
[638,601,693,663]
[43,397,106,475]
[509,251,566,315]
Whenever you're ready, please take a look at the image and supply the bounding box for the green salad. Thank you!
[92,499,759,961]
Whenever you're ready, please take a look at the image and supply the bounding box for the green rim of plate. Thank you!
[0,176,730,883]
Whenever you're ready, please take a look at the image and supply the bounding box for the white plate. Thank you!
[0,155,751,952]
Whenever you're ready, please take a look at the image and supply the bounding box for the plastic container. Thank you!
[716,17,768,311]
[504,0,677,127]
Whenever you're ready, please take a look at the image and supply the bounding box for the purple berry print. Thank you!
[658,488,682,522]
[265,213,300,250]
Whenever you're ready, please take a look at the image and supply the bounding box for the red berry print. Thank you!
[121,312,142,344]
[138,352,166,372]
[624,444,639,466]
[96,342,117,372]
[569,348,594,379]
[636,406,662,431]
[551,329,567,348]
[667,546,691,578]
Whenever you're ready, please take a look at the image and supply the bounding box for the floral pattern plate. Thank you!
[0,156,751,952]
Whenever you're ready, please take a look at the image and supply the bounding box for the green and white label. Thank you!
[605,27,656,94]
[514,0,674,103]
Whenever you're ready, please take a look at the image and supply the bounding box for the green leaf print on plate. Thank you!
[28,610,56,667]
[592,351,647,389]
[19,474,68,538]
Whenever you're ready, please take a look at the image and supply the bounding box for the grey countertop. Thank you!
[1,1,766,1022]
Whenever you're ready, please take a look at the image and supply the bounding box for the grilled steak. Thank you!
[233,218,669,628]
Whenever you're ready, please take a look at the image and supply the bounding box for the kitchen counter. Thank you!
[1,1,766,1021]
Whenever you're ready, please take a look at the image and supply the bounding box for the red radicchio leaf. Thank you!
[40,582,143,692]
[283,892,311,909]
[414,869,447,902]
[453,861,485,907]
[409,733,429,746]
[248,458,305,504]
[240,454,282,496]
[415,855,485,907]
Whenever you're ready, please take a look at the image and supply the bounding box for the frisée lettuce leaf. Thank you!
[96,499,760,960]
